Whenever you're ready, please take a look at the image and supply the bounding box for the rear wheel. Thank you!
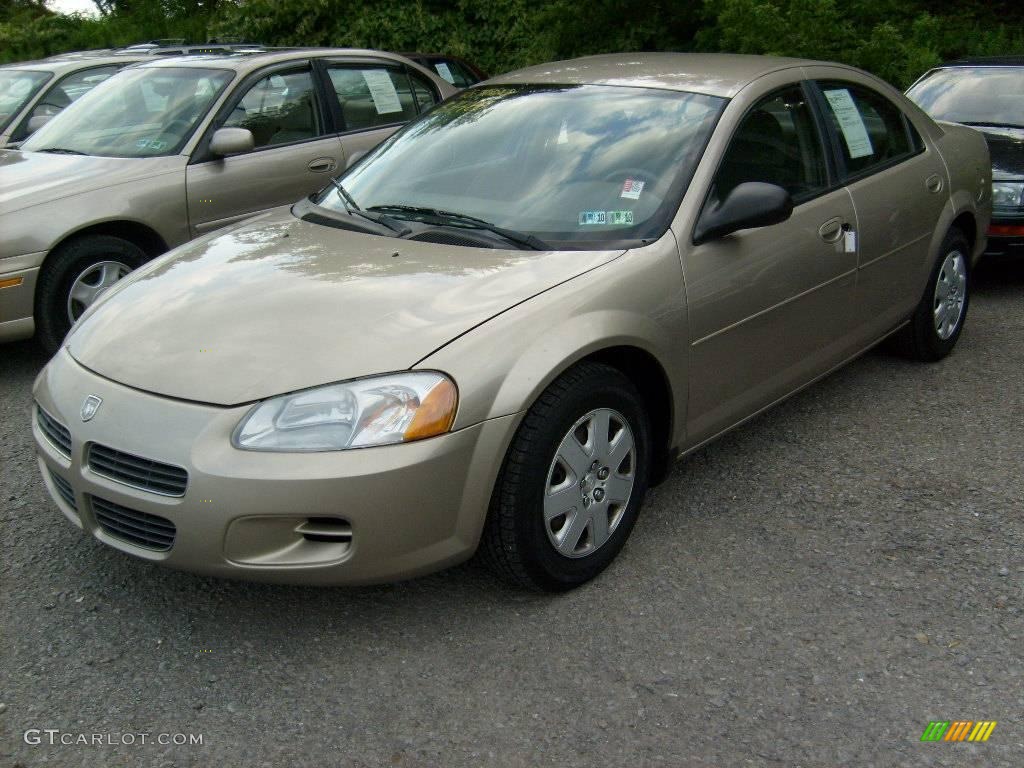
[891,228,970,361]
[480,362,651,591]
[35,235,147,354]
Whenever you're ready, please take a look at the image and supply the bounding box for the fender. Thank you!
[416,232,690,448]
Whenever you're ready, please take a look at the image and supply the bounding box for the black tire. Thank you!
[890,227,971,362]
[480,362,652,591]
[35,235,147,355]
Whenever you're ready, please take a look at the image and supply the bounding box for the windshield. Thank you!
[0,69,52,133]
[315,84,725,246]
[907,67,1024,128]
[22,66,233,157]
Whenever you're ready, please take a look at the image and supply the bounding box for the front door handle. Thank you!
[925,173,943,194]
[818,217,844,243]
[308,157,337,173]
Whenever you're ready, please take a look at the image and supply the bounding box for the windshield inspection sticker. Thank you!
[823,88,873,159]
[579,211,608,225]
[621,178,645,200]
[434,62,455,84]
[608,210,634,225]
[361,69,403,115]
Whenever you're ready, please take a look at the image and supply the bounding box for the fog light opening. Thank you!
[295,517,353,543]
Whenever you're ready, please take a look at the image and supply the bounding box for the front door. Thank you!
[683,84,860,445]
[186,64,343,236]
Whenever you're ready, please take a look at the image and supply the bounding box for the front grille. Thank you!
[91,496,176,551]
[37,406,72,457]
[49,470,77,511]
[88,444,188,497]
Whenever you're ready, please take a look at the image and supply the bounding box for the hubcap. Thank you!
[544,408,636,558]
[67,260,132,324]
[933,250,966,341]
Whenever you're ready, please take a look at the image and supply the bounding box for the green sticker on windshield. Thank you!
[608,211,634,225]
[579,211,607,225]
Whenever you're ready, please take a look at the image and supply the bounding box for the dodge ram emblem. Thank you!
[81,395,102,422]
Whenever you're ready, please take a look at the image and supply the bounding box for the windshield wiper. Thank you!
[961,121,1024,130]
[37,147,87,155]
[327,178,409,235]
[367,204,550,250]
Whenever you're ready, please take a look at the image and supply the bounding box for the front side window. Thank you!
[712,85,828,204]
[222,69,323,148]
[817,81,913,176]
[907,66,1024,128]
[315,84,724,246]
[22,66,233,158]
[326,66,421,131]
[0,69,51,133]
[14,64,122,140]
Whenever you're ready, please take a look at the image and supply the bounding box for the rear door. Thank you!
[809,76,948,339]
[319,59,442,170]
[185,61,343,236]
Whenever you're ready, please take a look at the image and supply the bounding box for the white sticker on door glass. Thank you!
[434,62,455,84]
[823,88,873,159]
[361,69,403,115]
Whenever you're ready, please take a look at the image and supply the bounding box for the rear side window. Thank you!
[817,81,913,176]
[431,59,477,87]
[712,85,829,204]
[326,66,420,131]
[222,68,323,148]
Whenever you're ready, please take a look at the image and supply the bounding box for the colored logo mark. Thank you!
[921,721,996,742]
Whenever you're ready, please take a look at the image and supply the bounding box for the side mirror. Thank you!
[26,114,53,135]
[209,127,255,157]
[693,182,794,244]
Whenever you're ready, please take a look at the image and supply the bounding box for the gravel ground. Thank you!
[1,259,1022,768]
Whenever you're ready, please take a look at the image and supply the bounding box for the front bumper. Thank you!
[0,252,44,342]
[32,349,519,585]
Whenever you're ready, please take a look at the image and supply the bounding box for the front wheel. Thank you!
[35,235,147,355]
[480,362,651,591]
[891,228,970,361]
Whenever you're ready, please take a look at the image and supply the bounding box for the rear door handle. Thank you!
[818,217,844,243]
[925,173,943,194]
[307,157,337,173]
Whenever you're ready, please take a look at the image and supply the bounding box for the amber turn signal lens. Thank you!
[404,378,458,441]
[0,277,24,289]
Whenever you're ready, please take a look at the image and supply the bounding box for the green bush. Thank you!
[1,0,1022,89]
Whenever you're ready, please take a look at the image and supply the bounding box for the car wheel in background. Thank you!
[35,235,147,355]
[891,227,970,362]
[480,362,651,591]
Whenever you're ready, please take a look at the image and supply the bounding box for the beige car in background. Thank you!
[0,48,457,350]
[32,53,990,591]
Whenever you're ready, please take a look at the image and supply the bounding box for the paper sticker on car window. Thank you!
[608,211,634,225]
[621,179,645,199]
[579,211,608,225]
[434,62,455,84]
[361,69,403,115]
[823,88,873,159]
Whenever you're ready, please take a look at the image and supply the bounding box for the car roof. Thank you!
[0,53,148,75]
[488,52,838,98]
[133,47,423,76]
[937,56,1024,68]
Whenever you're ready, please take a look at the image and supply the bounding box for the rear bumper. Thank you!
[32,349,519,585]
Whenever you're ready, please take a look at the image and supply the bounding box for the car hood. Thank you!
[976,127,1024,181]
[0,150,184,213]
[68,210,624,406]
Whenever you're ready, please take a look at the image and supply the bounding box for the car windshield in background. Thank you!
[907,66,1024,128]
[316,84,725,246]
[0,69,52,133]
[22,66,233,157]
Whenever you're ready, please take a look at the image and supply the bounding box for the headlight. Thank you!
[992,181,1024,208]
[233,372,458,452]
